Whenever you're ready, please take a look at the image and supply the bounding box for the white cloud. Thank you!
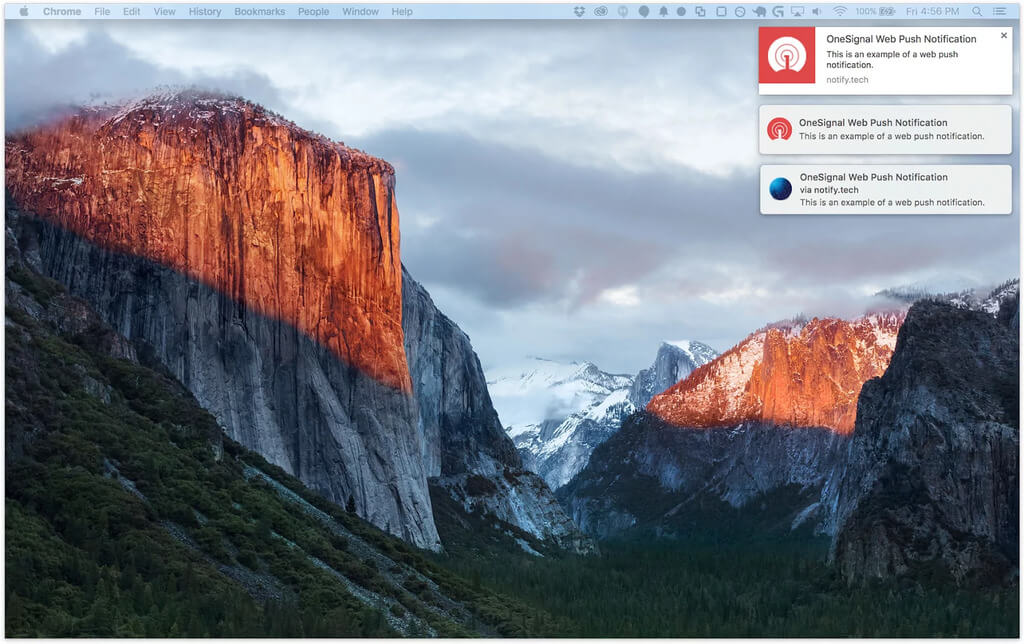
[23,21,88,53]
[598,285,641,307]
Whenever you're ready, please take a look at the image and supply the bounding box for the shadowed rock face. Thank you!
[403,268,519,478]
[648,314,903,435]
[828,299,1019,586]
[403,268,592,552]
[8,209,440,550]
[5,90,409,391]
[559,413,848,540]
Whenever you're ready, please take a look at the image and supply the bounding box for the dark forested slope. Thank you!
[4,261,558,637]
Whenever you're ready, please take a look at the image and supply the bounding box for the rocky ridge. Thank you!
[827,297,1019,584]
[876,278,1019,315]
[648,313,904,434]
[563,290,1019,585]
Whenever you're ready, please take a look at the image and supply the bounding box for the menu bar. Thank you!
[5,3,1020,20]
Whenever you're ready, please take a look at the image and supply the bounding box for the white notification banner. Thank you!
[759,105,1013,155]
[760,165,1012,215]
[758,27,1013,95]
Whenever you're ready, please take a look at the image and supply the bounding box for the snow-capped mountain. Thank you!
[488,342,718,490]
[978,279,1021,314]
[488,359,633,487]
[488,359,632,435]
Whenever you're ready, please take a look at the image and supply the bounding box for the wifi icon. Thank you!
[834,5,848,15]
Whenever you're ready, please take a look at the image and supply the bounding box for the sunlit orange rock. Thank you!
[647,313,904,434]
[5,90,411,391]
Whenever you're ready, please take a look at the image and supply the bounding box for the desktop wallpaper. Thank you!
[4,17,1019,637]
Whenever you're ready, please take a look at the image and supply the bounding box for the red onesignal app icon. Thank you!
[759,27,816,84]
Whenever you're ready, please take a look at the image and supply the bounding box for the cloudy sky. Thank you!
[6,19,1020,373]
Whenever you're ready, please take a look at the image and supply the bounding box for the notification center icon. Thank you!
[759,27,815,84]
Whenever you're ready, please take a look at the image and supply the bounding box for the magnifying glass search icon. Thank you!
[972,6,982,15]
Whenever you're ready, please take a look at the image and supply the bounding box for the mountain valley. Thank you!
[4,90,1019,638]
[489,341,718,489]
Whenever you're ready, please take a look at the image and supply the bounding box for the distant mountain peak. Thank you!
[661,339,718,368]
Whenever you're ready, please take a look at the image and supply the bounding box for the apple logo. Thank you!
[19,6,28,15]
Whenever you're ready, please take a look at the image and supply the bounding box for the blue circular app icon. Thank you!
[769,177,792,201]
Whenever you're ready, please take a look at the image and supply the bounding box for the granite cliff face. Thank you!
[402,270,589,551]
[5,90,587,553]
[5,92,433,546]
[828,298,1019,585]
[648,314,903,434]
[403,268,518,478]
[6,90,409,391]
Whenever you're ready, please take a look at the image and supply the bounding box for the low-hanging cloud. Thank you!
[359,127,1017,314]
[4,22,287,132]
